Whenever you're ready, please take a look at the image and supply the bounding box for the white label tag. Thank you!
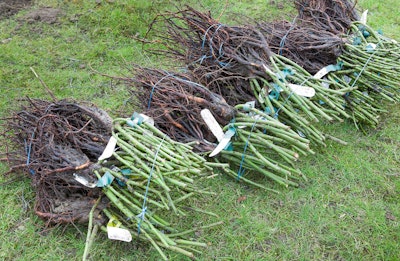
[209,128,235,157]
[201,109,224,142]
[262,64,273,74]
[73,173,97,188]
[366,43,377,52]
[98,136,117,161]
[360,10,368,25]
[258,88,268,104]
[107,226,132,242]
[287,84,315,98]
[313,67,330,79]
[244,101,255,110]
[140,114,154,126]
[321,81,330,89]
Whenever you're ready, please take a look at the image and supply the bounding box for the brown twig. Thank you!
[30,67,57,101]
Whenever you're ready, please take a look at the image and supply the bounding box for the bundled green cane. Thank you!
[93,115,222,260]
[210,105,314,191]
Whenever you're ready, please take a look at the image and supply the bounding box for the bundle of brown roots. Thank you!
[256,20,345,74]
[122,67,235,151]
[148,6,274,106]
[295,0,360,34]
[1,98,112,224]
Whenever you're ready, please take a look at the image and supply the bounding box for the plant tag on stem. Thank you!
[287,84,315,98]
[139,113,154,126]
[73,173,97,188]
[360,10,368,25]
[366,43,377,53]
[313,65,338,79]
[258,89,266,104]
[98,136,117,161]
[201,109,224,142]
[107,226,132,242]
[262,64,273,74]
[209,128,235,157]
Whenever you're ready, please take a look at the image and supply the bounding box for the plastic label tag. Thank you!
[140,114,154,126]
[262,64,273,74]
[128,113,154,128]
[258,91,265,104]
[107,226,132,242]
[287,84,315,98]
[343,75,351,84]
[98,136,117,161]
[209,128,235,157]
[258,88,268,104]
[73,173,97,188]
[366,43,377,53]
[201,109,224,142]
[242,101,256,112]
[297,130,306,138]
[321,81,330,89]
[313,64,340,79]
[360,10,368,25]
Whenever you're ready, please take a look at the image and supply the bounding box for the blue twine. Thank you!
[198,54,209,65]
[137,134,167,235]
[147,72,174,110]
[24,130,35,175]
[218,43,224,58]
[278,16,298,55]
[201,23,223,53]
[199,23,229,67]
[350,40,382,89]
[237,120,257,180]
[169,75,223,102]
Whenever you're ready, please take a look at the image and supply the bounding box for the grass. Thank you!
[1,0,399,260]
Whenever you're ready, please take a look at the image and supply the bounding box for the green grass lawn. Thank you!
[0,0,399,260]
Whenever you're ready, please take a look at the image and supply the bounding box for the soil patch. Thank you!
[24,7,62,24]
[0,0,32,19]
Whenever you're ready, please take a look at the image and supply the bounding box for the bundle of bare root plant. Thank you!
[148,6,272,106]
[294,0,360,34]
[150,7,354,145]
[115,67,314,190]
[88,116,223,260]
[256,20,345,74]
[211,104,314,191]
[0,98,111,224]
[338,22,400,102]
[315,21,400,129]
[121,67,236,152]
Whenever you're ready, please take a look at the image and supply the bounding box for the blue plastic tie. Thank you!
[198,54,209,65]
[200,23,229,67]
[116,178,126,187]
[278,16,298,55]
[350,40,382,89]
[121,168,132,175]
[137,134,167,235]
[353,37,362,45]
[237,120,257,180]
[147,73,174,110]
[201,23,223,53]
[24,130,35,175]
[268,83,282,101]
[96,171,115,187]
